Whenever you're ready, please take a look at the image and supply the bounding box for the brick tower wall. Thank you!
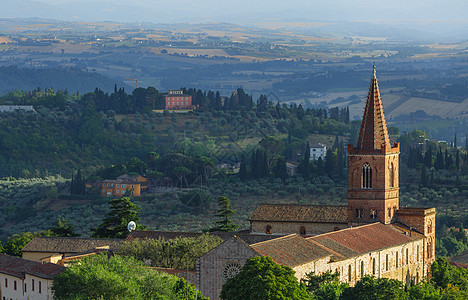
[347,144,400,224]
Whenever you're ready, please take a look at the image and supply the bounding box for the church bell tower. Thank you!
[347,67,400,225]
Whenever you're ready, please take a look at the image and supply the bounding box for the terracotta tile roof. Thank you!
[126,230,280,245]
[0,253,65,280]
[22,237,124,253]
[450,249,468,269]
[248,204,348,223]
[356,67,391,151]
[250,234,333,267]
[308,223,423,259]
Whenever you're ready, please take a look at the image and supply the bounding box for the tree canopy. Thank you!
[52,254,207,300]
[91,197,145,238]
[209,196,239,232]
[118,233,223,270]
[220,256,310,300]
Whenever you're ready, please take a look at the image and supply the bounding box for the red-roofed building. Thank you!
[0,253,65,300]
[164,90,192,110]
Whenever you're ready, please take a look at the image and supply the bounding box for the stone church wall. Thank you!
[250,221,347,236]
[197,238,258,300]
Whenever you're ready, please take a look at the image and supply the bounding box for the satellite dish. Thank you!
[127,221,136,232]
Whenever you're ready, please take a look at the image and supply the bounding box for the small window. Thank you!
[348,265,352,282]
[388,208,391,218]
[406,248,409,265]
[417,245,420,261]
[386,254,389,271]
[5,278,7,288]
[355,209,363,219]
[24,283,26,292]
[390,163,394,188]
[116,184,119,187]
[39,281,42,294]
[14,280,17,290]
[266,225,272,234]
[360,261,364,277]
[300,226,306,235]
[372,258,376,275]
[32,279,34,291]
[370,209,377,219]
[396,251,399,268]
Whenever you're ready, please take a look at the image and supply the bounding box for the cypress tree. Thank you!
[251,150,257,178]
[421,166,428,186]
[239,154,247,181]
[262,149,268,177]
[317,157,324,175]
[70,173,75,194]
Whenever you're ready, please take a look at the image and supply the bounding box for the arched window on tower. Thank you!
[362,163,372,189]
[390,163,394,188]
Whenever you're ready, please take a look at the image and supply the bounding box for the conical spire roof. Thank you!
[356,66,390,150]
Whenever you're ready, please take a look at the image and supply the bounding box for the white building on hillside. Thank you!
[310,143,327,160]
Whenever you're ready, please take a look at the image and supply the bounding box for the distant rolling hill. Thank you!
[0,66,128,95]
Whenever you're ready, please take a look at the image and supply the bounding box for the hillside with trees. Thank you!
[0,85,466,263]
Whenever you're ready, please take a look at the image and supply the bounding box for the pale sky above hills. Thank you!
[20,0,468,22]
[3,0,468,39]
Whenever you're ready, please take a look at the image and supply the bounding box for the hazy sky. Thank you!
[29,0,468,22]
[3,0,468,38]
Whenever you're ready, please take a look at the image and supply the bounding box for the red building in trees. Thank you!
[164,90,192,109]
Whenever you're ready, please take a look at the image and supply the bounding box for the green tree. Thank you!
[50,216,79,237]
[259,136,285,168]
[118,234,223,270]
[340,276,408,300]
[431,257,468,291]
[209,196,239,232]
[1,231,52,257]
[239,154,247,181]
[273,156,288,182]
[70,169,85,195]
[52,254,207,300]
[126,157,147,174]
[220,256,310,300]
[407,281,441,300]
[302,270,340,293]
[91,197,145,238]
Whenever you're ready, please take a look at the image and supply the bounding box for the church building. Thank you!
[194,67,436,300]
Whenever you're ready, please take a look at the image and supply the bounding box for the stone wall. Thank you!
[197,238,258,300]
[250,221,347,236]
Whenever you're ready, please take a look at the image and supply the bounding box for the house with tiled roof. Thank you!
[22,236,123,264]
[0,253,65,300]
[100,174,149,198]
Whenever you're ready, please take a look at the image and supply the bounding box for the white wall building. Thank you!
[310,143,327,161]
[0,253,65,300]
